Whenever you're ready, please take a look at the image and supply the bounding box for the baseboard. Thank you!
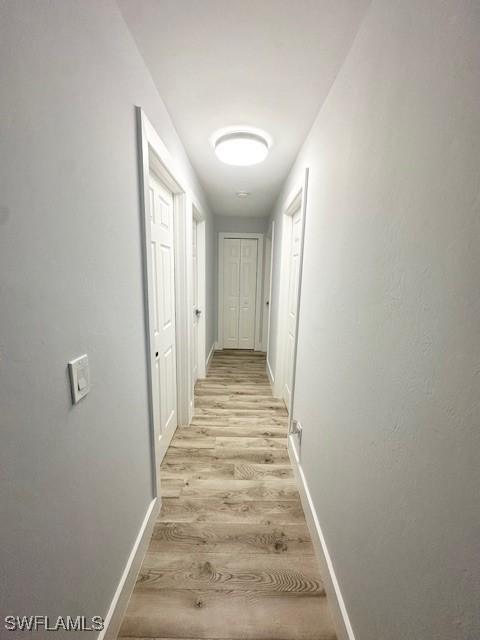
[158,421,179,462]
[206,342,216,370]
[287,438,355,640]
[266,357,275,387]
[99,497,160,640]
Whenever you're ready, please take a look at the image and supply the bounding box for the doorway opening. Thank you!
[189,203,207,420]
[273,171,309,417]
[263,222,274,375]
[137,107,192,494]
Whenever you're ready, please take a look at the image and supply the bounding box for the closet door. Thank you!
[222,238,241,348]
[238,239,258,349]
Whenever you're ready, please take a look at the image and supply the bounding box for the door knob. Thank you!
[195,308,202,317]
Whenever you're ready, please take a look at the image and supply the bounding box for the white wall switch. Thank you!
[68,354,90,404]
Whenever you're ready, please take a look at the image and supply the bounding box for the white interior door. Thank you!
[262,236,272,350]
[238,239,258,349]
[149,171,177,460]
[192,218,199,383]
[222,238,258,349]
[223,238,241,349]
[283,209,301,410]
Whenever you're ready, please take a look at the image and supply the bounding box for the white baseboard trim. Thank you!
[287,438,355,640]
[266,358,275,387]
[206,342,216,370]
[158,420,179,461]
[99,497,160,640]
[256,341,267,353]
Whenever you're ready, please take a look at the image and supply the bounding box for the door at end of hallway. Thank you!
[219,234,263,350]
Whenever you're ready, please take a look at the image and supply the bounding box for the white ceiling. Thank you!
[119,0,369,217]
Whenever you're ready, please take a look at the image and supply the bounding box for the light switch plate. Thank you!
[290,419,303,460]
[68,354,90,404]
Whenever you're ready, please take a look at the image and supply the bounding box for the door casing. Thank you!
[217,232,264,351]
[192,218,199,383]
[137,107,194,497]
[265,221,275,381]
[188,202,207,421]
[262,229,273,353]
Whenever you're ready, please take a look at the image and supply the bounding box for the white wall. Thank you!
[268,2,480,639]
[215,214,269,234]
[0,0,214,633]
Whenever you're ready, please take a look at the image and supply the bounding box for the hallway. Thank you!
[118,350,336,640]
[3,3,479,639]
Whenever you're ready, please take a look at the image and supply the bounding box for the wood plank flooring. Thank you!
[118,350,336,640]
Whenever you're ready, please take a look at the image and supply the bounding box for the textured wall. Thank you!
[0,1,213,634]
[215,215,269,234]
[268,1,480,638]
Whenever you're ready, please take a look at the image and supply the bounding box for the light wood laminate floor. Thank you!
[118,350,336,640]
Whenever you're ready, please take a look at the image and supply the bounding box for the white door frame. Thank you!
[192,204,207,379]
[217,232,264,351]
[187,202,207,421]
[265,221,275,383]
[273,170,309,414]
[136,107,192,496]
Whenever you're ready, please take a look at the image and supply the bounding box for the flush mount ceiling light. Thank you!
[236,191,251,198]
[212,127,272,166]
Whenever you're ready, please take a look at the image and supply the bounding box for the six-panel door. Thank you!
[222,238,258,349]
[149,171,178,459]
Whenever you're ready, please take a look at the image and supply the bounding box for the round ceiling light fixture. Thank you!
[212,127,271,166]
[236,191,251,198]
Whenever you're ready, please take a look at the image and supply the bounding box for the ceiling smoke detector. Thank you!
[212,127,271,166]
